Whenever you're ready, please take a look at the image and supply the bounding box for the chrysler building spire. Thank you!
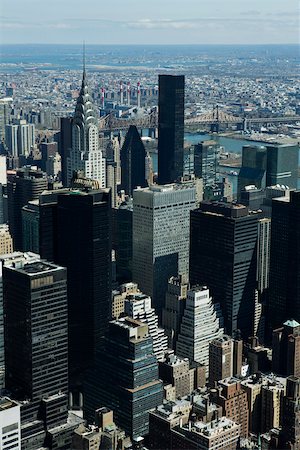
[67,46,106,187]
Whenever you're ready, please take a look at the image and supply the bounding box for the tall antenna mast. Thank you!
[83,40,86,79]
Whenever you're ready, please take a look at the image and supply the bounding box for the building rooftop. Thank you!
[284,319,300,328]
[183,416,238,437]
[0,397,20,411]
[7,260,64,276]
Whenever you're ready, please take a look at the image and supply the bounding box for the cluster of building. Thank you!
[0,64,299,450]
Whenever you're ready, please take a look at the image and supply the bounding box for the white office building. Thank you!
[176,286,224,372]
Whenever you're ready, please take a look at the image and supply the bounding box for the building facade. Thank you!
[190,202,259,337]
[158,75,184,184]
[120,125,147,195]
[39,187,112,393]
[84,318,164,438]
[67,71,105,187]
[176,286,224,372]
[133,184,195,315]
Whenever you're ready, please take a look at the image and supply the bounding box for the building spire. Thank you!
[82,41,86,83]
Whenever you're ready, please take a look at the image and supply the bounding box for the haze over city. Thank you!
[1,0,299,44]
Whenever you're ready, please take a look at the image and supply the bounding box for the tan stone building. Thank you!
[0,225,13,255]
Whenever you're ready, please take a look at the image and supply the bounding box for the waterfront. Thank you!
[151,133,300,193]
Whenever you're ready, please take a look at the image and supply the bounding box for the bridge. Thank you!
[98,106,300,133]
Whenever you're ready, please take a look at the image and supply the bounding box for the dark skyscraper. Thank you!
[158,75,184,184]
[7,167,48,250]
[269,191,300,330]
[120,125,147,195]
[266,144,298,188]
[190,202,259,337]
[3,258,69,448]
[238,144,298,199]
[58,117,72,187]
[39,187,112,392]
[238,146,267,199]
[84,317,163,438]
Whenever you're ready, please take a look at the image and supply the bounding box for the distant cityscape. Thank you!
[0,43,299,450]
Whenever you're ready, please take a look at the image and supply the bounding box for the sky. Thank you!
[1,0,299,45]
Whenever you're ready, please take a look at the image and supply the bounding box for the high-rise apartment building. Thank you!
[158,75,184,184]
[280,376,300,449]
[3,258,69,448]
[190,202,259,337]
[176,286,224,372]
[209,336,234,386]
[7,166,48,250]
[39,187,112,391]
[67,71,105,187]
[261,376,286,433]
[5,120,35,158]
[0,98,11,148]
[133,184,195,315]
[213,378,249,438]
[84,318,163,438]
[120,125,147,195]
[5,124,18,157]
[162,275,189,348]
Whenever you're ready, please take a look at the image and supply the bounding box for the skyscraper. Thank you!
[59,117,72,187]
[267,144,298,188]
[0,252,40,390]
[120,125,147,195]
[158,75,184,184]
[133,184,196,315]
[194,141,220,188]
[238,144,299,199]
[67,70,105,187]
[7,167,48,251]
[3,258,69,448]
[238,146,267,198]
[39,186,112,393]
[269,191,300,330]
[84,317,163,438]
[176,286,224,372]
[190,202,259,337]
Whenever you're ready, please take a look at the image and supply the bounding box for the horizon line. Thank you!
[1,42,299,46]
